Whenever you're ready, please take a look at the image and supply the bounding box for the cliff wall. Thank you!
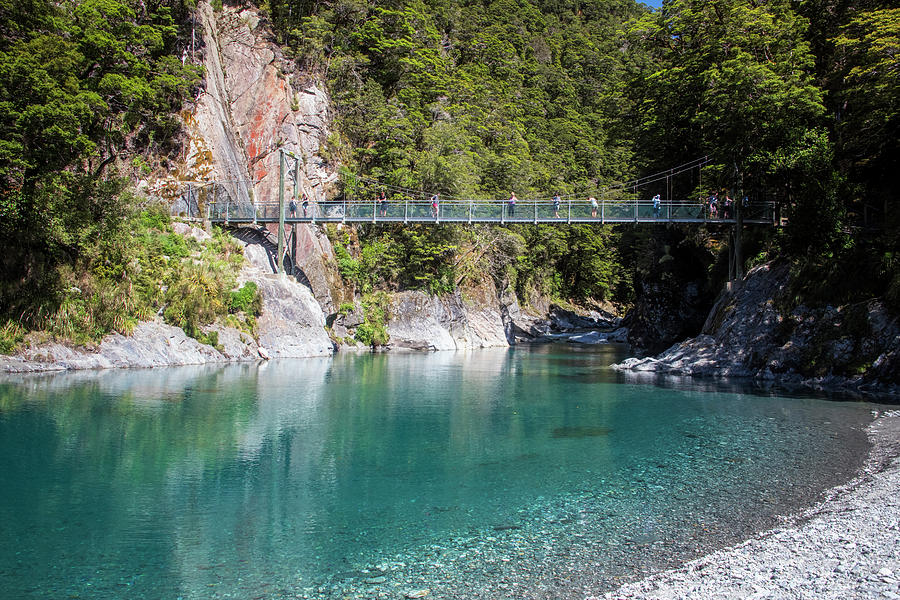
[615,262,900,394]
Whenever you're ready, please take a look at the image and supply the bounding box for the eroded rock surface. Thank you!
[1,321,229,373]
[615,262,900,393]
[385,290,509,351]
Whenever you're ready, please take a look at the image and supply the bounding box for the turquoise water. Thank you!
[0,345,877,599]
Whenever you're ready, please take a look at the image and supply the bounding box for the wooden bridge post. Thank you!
[567,197,571,224]
[533,200,537,224]
[277,149,285,275]
[468,200,472,224]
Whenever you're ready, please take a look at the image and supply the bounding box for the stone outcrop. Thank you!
[238,232,334,358]
[614,262,900,394]
[289,223,346,314]
[624,230,718,355]
[0,321,231,373]
[385,290,510,351]
[191,2,336,210]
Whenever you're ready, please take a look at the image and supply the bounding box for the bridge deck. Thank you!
[204,200,776,226]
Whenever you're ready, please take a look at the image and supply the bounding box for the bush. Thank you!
[0,321,25,355]
[230,282,262,315]
[354,292,391,347]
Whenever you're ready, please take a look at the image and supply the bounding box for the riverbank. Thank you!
[614,262,900,400]
[596,410,900,600]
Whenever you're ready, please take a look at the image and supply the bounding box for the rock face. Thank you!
[238,230,334,358]
[625,229,718,355]
[289,223,346,314]
[615,262,900,392]
[0,321,230,373]
[386,290,510,351]
[191,2,336,210]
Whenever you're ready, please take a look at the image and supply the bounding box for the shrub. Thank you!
[354,292,391,347]
[0,321,25,355]
[230,282,262,315]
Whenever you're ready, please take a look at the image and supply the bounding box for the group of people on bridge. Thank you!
[281,187,751,221]
[706,191,749,219]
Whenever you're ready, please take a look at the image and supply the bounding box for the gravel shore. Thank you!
[596,411,900,600]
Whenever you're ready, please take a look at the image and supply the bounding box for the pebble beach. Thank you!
[598,411,900,600]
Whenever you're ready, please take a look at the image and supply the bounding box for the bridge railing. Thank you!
[205,198,776,224]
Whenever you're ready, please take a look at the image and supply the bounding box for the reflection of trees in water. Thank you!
[0,350,874,600]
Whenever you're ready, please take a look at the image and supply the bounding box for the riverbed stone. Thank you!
[598,412,900,600]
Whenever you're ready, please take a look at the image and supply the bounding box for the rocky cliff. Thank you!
[615,262,900,394]
[185,1,335,208]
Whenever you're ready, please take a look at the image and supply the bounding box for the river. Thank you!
[0,345,880,599]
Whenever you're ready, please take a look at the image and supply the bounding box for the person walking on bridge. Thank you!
[708,191,719,218]
[431,193,440,219]
[508,192,517,217]
[553,194,561,218]
[652,194,661,219]
[590,196,598,218]
[379,190,387,217]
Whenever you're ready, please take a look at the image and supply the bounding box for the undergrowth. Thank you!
[1,203,261,353]
[354,292,391,347]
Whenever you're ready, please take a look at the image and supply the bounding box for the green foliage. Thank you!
[230,282,262,316]
[832,8,900,190]
[270,0,640,200]
[0,202,255,346]
[0,0,200,328]
[508,224,622,303]
[628,0,825,189]
[0,321,26,354]
[355,291,391,347]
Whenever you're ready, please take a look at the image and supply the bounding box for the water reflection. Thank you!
[0,346,880,599]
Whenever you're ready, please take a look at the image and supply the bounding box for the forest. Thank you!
[0,0,897,347]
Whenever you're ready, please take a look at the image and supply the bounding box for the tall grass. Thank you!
[1,204,261,354]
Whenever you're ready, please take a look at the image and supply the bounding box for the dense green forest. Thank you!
[268,0,898,308]
[0,0,260,348]
[1,0,898,348]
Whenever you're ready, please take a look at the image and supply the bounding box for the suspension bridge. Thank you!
[183,154,776,226]
[170,153,778,280]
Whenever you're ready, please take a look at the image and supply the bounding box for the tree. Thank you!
[0,0,199,322]
[832,8,900,218]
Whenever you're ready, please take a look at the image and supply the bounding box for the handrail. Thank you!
[201,198,778,225]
